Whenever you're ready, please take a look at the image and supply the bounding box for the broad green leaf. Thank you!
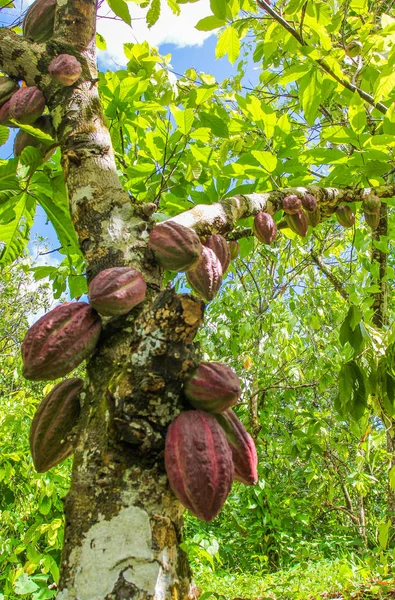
[96,32,107,50]
[172,107,195,135]
[195,15,225,31]
[210,0,226,19]
[0,192,36,265]
[146,0,160,27]
[299,70,322,126]
[216,26,240,64]
[251,150,277,173]
[36,193,80,254]
[348,91,367,135]
[166,0,180,15]
[107,0,131,25]
[0,126,9,148]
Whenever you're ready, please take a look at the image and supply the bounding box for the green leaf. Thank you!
[251,150,277,173]
[172,107,195,135]
[0,126,9,147]
[195,15,225,31]
[299,70,322,126]
[166,0,181,15]
[14,574,40,595]
[216,26,240,64]
[146,0,160,27]
[348,91,367,135]
[96,32,107,50]
[0,192,36,265]
[210,0,226,19]
[107,0,131,24]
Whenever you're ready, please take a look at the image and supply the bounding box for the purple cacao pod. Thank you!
[22,302,102,381]
[301,193,318,213]
[285,210,308,237]
[184,362,241,413]
[186,246,223,302]
[253,212,277,245]
[336,205,355,228]
[362,194,381,214]
[148,221,203,272]
[307,207,321,228]
[30,378,83,472]
[282,194,302,214]
[88,267,147,316]
[165,410,234,522]
[0,100,16,127]
[23,0,57,42]
[49,54,82,86]
[215,409,258,486]
[204,234,231,273]
[0,77,19,109]
[9,87,46,125]
[364,211,380,229]
[228,240,240,260]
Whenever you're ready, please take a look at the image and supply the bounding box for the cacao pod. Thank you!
[0,77,19,108]
[286,210,308,237]
[345,41,362,58]
[30,378,83,472]
[49,54,82,86]
[282,194,302,214]
[364,211,380,229]
[23,0,56,42]
[307,207,321,228]
[88,266,147,316]
[362,194,381,214]
[204,234,230,273]
[253,212,277,245]
[165,410,233,522]
[215,409,258,486]
[22,302,102,381]
[336,205,355,228]
[9,87,46,125]
[301,193,318,213]
[148,221,202,272]
[13,115,55,158]
[184,362,241,413]
[0,100,15,127]
[186,246,223,302]
[228,240,240,260]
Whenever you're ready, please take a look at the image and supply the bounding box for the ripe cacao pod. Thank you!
[148,221,202,272]
[0,77,19,108]
[0,100,15,127]
[49,54,82,86]
[186,246,223,302]
[307,207,321,228]
[22,302,101,381]
[364,211,380,229]
[30,378,83,472]
[165,410,233,522]
[9,87,46,125]
[362,194,381,214]
[301,193,318,213]
[286,211,308,237]
[336,205,355,228]
[253,212,277,245]
[23,0,56,42]
[282,194,302,214]
[88,266,147,316]
[204,234,231,273]
[228,240,240,260]
[215,409,258,486]
[13,115,55,158]
[184,362,241,413]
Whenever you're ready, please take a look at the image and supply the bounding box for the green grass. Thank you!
[193,556,395,599]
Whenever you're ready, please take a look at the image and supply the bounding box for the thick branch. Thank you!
[311,253,349,300]
[0,28,45,83]
[256,0,388,114]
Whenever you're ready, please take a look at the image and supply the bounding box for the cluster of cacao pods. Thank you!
[23,266,147,472]
[165,361,258,522]
[148,221,240,303]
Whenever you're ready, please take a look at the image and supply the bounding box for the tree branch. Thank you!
[311,252,349,300]
[256,0,388,115]
[0,28,45,83]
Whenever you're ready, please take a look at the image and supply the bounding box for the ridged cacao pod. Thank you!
[307,207,321,228]
[13,115,55,158]
[23,0,56,42]
[364,211,380,229]
[22,302,102,381]
[362,194,381,214]
[88,267,147,316]
[30,378,83,472]
[165,410,234,522]
[301,193,318,213]
[184,362,241,413]
[336,205,355,228]
[204,234,230,273]
[282,194,302,214]
[49,54,82,86]
[9,87,46,125]
[286,211,308,237]
[148,221,202,272]
[253,212,277,245]
[0,77,19,108]
[0,100,15,127]
[228,240,240,260]
[186,246,223,302]
[215,409,258,486]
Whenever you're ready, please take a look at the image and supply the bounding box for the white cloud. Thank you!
[97,0,214,66]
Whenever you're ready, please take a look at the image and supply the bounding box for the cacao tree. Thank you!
[1,0,395,598]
